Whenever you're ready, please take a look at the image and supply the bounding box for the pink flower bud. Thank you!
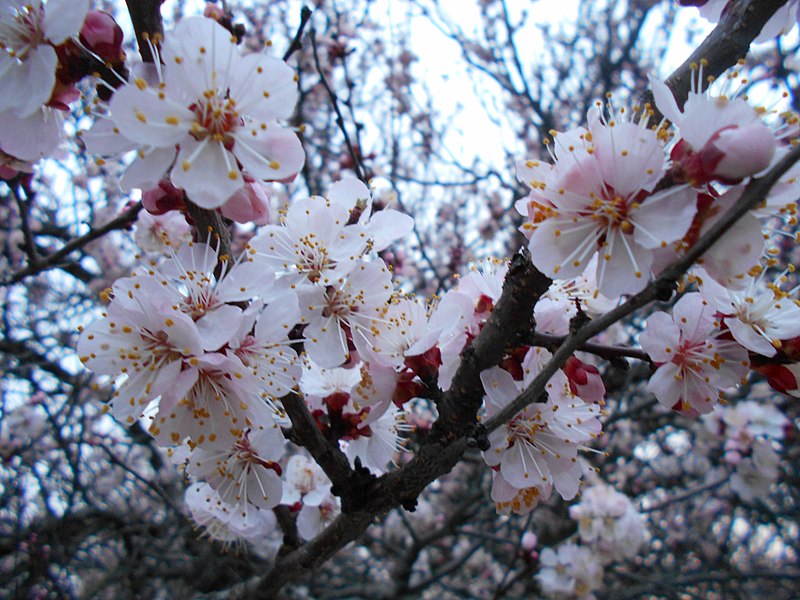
[142,181,185,215]
[521,531,538,551]
[220,179,272,225]
[563,356,606,403]
[711,122,776,182]
[724,449,743,465]
[80,11,124,62]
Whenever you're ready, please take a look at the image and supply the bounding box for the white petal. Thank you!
[233,125,305,181]
[196,305,243,351]
[43,0,89,44]
[305,317,348,368]
[639,312,681,363]
[121,146,176,192]
[727,317,776,357]
[0,45,57,116]
[633,185,697,249]
[172,139,243,208]
[0,107,61,161]
[110,83,193,147]
[230,53,298,120]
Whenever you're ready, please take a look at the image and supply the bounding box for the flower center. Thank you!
[589,193,635,234]
[190,91,240,145]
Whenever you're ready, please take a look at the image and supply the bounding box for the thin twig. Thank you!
[283,6,313,62]
[310,27,367,183]
[3,202,143,286]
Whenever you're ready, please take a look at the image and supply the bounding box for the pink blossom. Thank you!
[107,16,304,208]
[516,106,696,297]
[639,292,749,415]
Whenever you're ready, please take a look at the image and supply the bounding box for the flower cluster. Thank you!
[640,292,749,416]
[536,543,604,600]
[0,0,123,167]
[481,346,603,511]
[77,173,420,539]
[704,400,790,502]
[569,484,648,561]
[82,16,304,225]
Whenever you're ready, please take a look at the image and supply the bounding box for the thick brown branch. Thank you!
[184,200,234,261]
[430,250,551,444]
[280,392,356,507]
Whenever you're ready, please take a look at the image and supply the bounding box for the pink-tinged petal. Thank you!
[528,217,599,280]
[546,455,582,500]
[0,107,62,161]
[680,94,757,150]
[217,260,277,302]
[726,317,777,357]
[713,123,776,180]
[647,363,683,408]
[111,359,181,424]
[695,269,736,314]
[516,157,554,189]
[633,185,697,249]
[255,294,300,342]
[639,312,681,363]
[156,366,200,415]
[172,139,243,208]
[671,292,714,340]
[501,441,549,490]
[594,121,665,195]
[484,429,509,467]
[120,147,176,192]
[754,2,795,42]
[43,0,89,44]
[221,181,271,225]
[305,316,348,368]
[698,198,763,290]
[480,367,520,415]
[490,470,520,504]
[708,339,749,386]
[81,118,134,156]
[595,230,652,297]
[681,377,717,414]
[327,177,372,218]
[763,148,800,209]
[244,465,283,509]
[162,16,238,99]
[233,125,305,181]
[161,311,205,357]
[551,126,592,162]
[110,83,193,147]
[649,74,682,125]
[195,304,243,351]
[230,53,298,120]
[0,45,57,116]
[367,210,414,251]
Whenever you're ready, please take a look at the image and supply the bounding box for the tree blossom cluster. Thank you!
[61,6,800,574]
[4,0,800,597]
[517,64,800,420]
